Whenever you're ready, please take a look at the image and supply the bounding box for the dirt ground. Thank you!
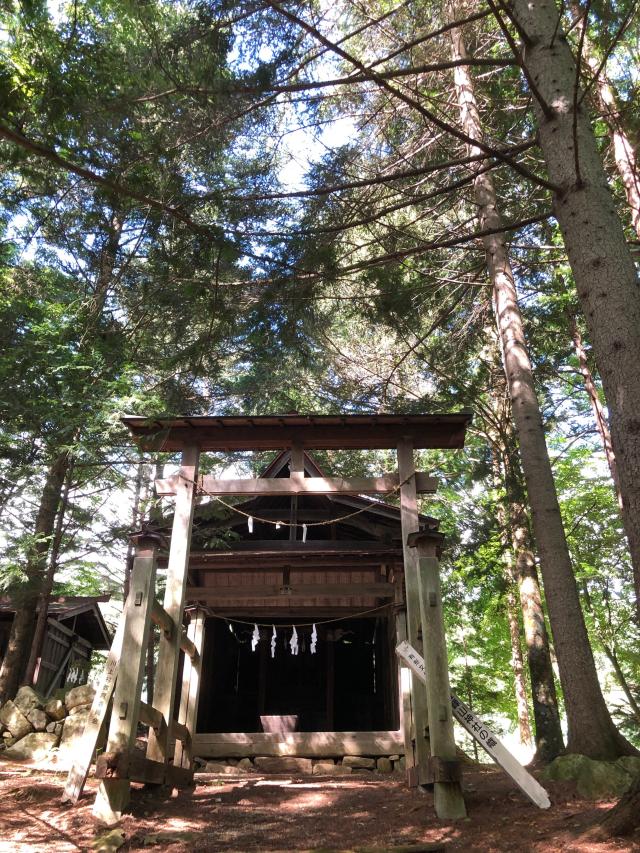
[0,761,638,853]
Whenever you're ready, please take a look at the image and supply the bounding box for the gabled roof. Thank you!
[0,595,112,650]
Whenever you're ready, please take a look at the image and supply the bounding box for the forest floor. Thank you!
[0,760,638,853]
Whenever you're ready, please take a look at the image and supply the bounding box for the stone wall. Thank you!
[196,754,406,776]
[0,683,96,765]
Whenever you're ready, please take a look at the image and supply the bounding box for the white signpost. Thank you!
[62,617,125,803]
[396,640,550,810]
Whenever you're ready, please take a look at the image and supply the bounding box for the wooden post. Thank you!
[408,530,466,819]
[394,575,415,770]
[174,608,206,769]
[289,442,304,542]
[147,445,200,768]
[397,438,431,782]
[93,532,161,823]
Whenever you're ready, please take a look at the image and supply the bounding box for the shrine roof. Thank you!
[121,412,472,451]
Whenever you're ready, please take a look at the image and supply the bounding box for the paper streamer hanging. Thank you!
[271,625,277,658]
[248,516,253,533]
[290,626,299,655]
[310,623,317,654]
[276,521,282,530]
[302,523,308,543]
[251,623,259,652]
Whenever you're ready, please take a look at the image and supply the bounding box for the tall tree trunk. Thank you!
[505,583,533,748]
[449,17,635,758]
[0,453,68,703]
[509,0,640,629]
[23,458,74,686]
[492,448,534,749]
[571,1,640,239]
[569,314,623,508]
[504,460,565,762]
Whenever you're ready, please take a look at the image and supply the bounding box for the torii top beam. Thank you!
[121,412,472,452]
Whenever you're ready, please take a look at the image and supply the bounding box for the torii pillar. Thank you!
[409,529,466,819]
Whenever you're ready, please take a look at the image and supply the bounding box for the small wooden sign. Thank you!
[62,618,124,803]
[396,640,551,810]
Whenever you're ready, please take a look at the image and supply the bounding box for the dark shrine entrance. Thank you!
[198,616,397,734]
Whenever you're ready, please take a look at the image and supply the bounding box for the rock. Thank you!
[3,730,13,739]
[26,708,48,732]
[44,698,66,721]
[203,762,248,774]
[14,686,43,716]
[253,756,313,774]
[92,828,125,852]
[388,754,400,761]
[312,761,335,775]
[377,757,393,774]
[46,721,56,733]
[617,756,640,779]
[237,757,253,770]
[3,732,58,761]
[342,755,376,769]
[3,737,16,747]
[0,700,33,739]
[65,684,95,711]
[57,706,91,759]
[394,756,406,773]
[54,721,64,737]
[203,762,226,773]
[541,753,592,782]
[312,761,354,776]
[69,703,92,716]
[576,759,635,800]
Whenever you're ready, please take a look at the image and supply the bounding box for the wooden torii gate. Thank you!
[83,413,471,823]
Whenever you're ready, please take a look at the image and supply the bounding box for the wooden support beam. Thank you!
[180,629,198,661]
[155,472,437,497]
[397,438,431,785]
[172,719,191,744]
[174,608,206,770]
[192,730,404,758]
[93,538,158,824]
[62,617,125,803]
[95,750,194,788]
[146,445,200,771]
[151,600,173,640]
[410,531,466,820]
[139,701,165,735]
[186,583,395,601]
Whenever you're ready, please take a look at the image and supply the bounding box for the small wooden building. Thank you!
[161,447,444,760]
[0,595,112,697]
[86,413,471,824]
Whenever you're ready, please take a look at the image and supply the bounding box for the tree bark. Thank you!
[504,461,565,763]
[591,773,640,839]
[449,17,636,758]
[0,453,68,703]
[505,583,533,748]
[23,458,74,686]
[569,315,623,508]
[570,1,640,240]
[510,0,640,629]
[492,448,534,749]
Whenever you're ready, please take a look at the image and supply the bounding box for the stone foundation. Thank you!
[196,754,406,776]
